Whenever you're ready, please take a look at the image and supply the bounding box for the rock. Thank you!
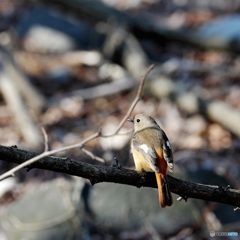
[90,181,202,234]
[16,6,101,53]
[0,178,17,198]
[100,118,131,150]
[196,14,240,46]
[0,179,83,240]
[22,26,76,53]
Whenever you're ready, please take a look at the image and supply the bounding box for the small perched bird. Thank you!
[129,114,173,207]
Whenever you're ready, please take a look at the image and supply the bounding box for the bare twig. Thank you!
[41,127,49,152]
[103,64,155,137]
[81,148,105,163]
[0,132,101,181]
[0,65,154,181]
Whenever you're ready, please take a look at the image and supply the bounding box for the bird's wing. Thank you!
[161,129,174,171]
[132,139,159,172]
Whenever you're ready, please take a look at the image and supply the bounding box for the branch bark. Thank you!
[0,145,239,207]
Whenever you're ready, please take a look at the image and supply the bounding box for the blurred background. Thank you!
[0,0,240,239]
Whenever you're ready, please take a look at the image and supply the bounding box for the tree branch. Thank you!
[0,145,239,207]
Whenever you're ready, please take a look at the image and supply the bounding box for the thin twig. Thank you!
[0,131,101,181]
[0,133,101,181]
[81,148,105,163]
[41,127,49,152]
[103,64,155,137]
[0,65,155,181]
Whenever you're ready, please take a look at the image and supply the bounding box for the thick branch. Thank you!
[0,145,239,207]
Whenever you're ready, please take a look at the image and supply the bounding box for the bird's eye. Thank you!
[136,119,140,123]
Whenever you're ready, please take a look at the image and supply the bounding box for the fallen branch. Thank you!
[50,63,135,102]
[0,47,46,113]
[0,145,239,207]
[0,71,42,148]
[0,46,46,147]
[39,0,240,52]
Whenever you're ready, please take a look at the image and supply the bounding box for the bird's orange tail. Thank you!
[155,172,172,207]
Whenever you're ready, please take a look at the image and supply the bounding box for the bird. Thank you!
[129,113,173,207]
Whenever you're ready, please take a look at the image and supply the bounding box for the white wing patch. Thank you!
[139,144,150,154]
[166,140,171,149]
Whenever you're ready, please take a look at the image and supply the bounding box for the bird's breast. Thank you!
[131,147,153,172]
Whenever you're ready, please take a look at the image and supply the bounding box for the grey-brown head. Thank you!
[130,113,160,133]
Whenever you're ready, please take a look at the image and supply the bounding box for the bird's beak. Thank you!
[127,118,134,123]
